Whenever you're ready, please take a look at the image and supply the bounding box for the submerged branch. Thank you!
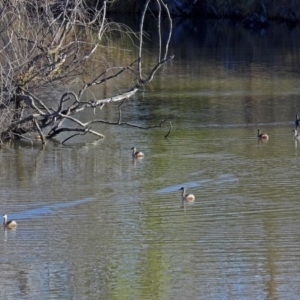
[48,127,105,140]
[164,121,172,138]
[33,118,45,144]
[61,127,103,144]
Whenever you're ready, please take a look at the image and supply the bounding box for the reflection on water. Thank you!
[15,197,95,219]
[1,20,300,299]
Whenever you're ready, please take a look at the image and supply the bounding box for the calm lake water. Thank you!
[1,18,300,299]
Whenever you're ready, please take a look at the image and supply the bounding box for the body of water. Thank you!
[1,19,300,299]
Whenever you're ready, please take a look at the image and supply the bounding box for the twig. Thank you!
[62,128,90,144]
[164,121,172,138]
[160,0,173,60]
[156,0,162,61]
[138,0,151,81]
[118,98,127,124]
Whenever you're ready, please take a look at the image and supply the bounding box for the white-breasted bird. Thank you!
[131,147,144,158]
[3,214,17,229]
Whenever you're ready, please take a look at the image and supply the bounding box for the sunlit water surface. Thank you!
[1,19,300,299]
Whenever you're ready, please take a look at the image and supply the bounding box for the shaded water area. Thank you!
[1,18,300,299]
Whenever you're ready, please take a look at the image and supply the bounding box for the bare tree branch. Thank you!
[0,0,174,144]
[138,0,151,81]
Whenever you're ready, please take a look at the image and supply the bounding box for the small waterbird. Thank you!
[257,129,269,140]
[180,187,195,203]
[131,147,144,158]
[3,214,17,229]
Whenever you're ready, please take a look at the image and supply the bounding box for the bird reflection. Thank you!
[3,225,17,243]
[292,129,300,141]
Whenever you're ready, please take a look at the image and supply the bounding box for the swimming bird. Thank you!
[180,187,195,203]
[131,147,144,158]
[293,129,300,140]
[295,115,300,130]
[3,214,17,229]
[257,129,269,140]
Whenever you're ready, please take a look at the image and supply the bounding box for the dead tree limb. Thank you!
[0,0,174,144]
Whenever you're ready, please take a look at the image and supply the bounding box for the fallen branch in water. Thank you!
[0,0,174,144]
[165,121,172,138]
